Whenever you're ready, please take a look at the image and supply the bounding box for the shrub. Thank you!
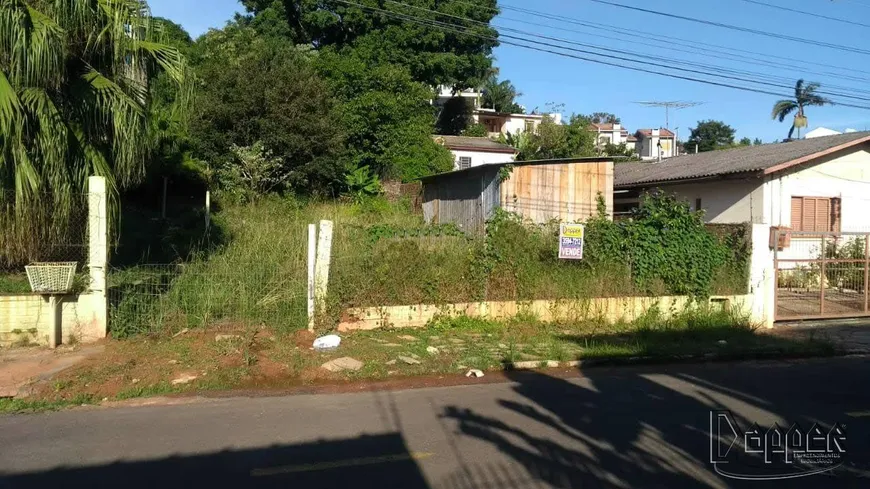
[584,191,739,297]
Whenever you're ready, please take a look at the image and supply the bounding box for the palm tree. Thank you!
[771,79,832,139]
[0,0,188,210]
[482,75,523,114]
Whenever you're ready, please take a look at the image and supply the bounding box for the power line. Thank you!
[590,0,870,56]
[493,14,870,90]
[333,0,870,110]
[494,2,870,80]
[740,0,870,28]
[381,0,870,104]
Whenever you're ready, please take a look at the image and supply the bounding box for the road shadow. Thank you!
[0,433,430,489]
[440,363,867,488]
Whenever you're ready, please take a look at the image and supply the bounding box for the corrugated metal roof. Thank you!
[433,135,516,153]
[615,132,870,187]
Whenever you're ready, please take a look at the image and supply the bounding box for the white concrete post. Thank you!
[205,190,211,229]
[749,224,775,328]
[314,220,333,314]
[307,224,316,331]
[88,176,109,338]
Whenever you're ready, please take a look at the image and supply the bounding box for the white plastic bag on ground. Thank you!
[313,334,341,350]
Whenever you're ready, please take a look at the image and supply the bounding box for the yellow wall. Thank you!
[338,295,755,331]
[0,293,106,347]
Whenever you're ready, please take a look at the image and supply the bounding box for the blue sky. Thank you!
[149,0,870,142]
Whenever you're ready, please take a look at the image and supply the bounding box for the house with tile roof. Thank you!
[433,135,517,170]
[634,128,677,160]
[615,132,870,324]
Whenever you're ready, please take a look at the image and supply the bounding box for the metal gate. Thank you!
[775,230,870,320]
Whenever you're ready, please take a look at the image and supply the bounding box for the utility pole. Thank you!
[634,101,704,130]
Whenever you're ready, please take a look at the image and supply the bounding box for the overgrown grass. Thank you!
[0,274,31,294]
[108,196,750,336]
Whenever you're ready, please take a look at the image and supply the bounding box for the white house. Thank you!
[474,109,562,138]
[805,127,859,139]
[433,135,517,170]
[589,123,633,149]
[634,128,677,160]
[615,132,870,324]
[805,127,842,139]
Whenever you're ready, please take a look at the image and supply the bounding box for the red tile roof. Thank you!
[636,128,675,138]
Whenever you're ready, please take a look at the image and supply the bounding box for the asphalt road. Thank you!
[2,357,870,489]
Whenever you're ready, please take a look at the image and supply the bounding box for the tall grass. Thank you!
[109,196,750,336]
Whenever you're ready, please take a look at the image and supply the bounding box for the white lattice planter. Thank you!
[25,262,77,293]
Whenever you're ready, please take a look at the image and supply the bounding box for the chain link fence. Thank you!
[0,190,93,293]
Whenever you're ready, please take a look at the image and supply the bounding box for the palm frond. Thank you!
[0,70,22,136]
[771,99,797,121]
[793,78,804,100]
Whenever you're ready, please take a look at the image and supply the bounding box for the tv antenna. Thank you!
[634,101,704,130]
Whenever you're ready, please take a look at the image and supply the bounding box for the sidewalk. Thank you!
[0,344,104,398]
[772,318,870,354]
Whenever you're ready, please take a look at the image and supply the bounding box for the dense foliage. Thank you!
[240,0,499,88]
[584,192,740,296]
[686,120,737,153]
[0,0,188,204]
[482,75,524,113]
[514,115,597,161]
[190,22,345,194]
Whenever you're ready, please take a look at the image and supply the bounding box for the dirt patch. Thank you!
[0,344,105,398]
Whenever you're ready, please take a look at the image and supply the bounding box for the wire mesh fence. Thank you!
[108,263,308,337]
[0,190,94,293]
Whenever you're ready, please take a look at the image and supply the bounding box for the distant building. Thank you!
[433,85,561,138]
[432,135,516,170]
[805,127,842,139]
[634,128,677,160]
[589,123,632,149]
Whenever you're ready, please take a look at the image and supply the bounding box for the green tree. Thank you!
[462,123,488,137]
[753,138,763,145]
[0,0,188,205]
[149,18,195,180]
[686,120,736,152]
[241,0,499,88]
[739,137,752,146]
[435,97,475,135]
[315,48,452,181]
[603,142,637,158]
[481,75,523,113]
[771,79,832,139]
[190,21,345,193]
[589,112,621,124]
[516,115,596,160]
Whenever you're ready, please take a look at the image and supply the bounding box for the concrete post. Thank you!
[749,224,775,328]
[88,176,109,338]
[307,224,316,331]
[314,220,333,313]
[48,296,61,348]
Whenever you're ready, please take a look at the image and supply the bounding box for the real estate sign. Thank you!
[558,223,585,260]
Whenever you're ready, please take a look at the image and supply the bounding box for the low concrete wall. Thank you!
[0,293,106,347]
[338,295,758,331]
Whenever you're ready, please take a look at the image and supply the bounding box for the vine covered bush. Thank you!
[584,191,739,297]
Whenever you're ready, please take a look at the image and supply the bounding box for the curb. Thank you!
[507,348,849,370]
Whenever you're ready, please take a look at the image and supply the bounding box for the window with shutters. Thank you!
[458,156,472,170]
[790,196,841,233]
